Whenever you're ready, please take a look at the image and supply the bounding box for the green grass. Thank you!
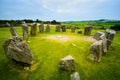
[0,26,120,80]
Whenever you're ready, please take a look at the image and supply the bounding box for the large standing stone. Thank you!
[100,34,107,55]
[70,72,80,80]
[93,32,107,54]
[22,22,28,40]
[90,40,102,62]
[84,26,92,35]
[93,32,104,40]
[6,23,18,36]
[56,25,60,32]
[46,24,50,32]
[31,22,37,35]
[3,36,32,64]
[61,25,66,32]
[59,55,75,71]
[105,29,116,49]
[71,26,76,32]
[39,22,44,33]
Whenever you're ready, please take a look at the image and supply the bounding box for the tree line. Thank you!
[0,19,61,27]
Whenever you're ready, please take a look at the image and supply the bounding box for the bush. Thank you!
[110,25,120,31]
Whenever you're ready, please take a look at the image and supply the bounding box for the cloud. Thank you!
[40,0,109,14]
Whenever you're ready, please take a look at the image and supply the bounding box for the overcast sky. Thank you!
[0,0,120,21]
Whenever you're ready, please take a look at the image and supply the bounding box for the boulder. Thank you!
[90,40,102,62]
[3,36,33,64]
[59,55,75,71]
[70,72,80,80]
[84,26,92,35]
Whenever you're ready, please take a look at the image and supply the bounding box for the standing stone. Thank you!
[3,36,33,64]
[56,25,60,32]
[46,24,50,32]
[71,26,76,32]
[105,29,116,49]
[93,32,107,54]
[70,72,80,80]
[61,25,66,32]
[59,55,75,71]
[84,26,92,35]
[90,40,103,62]
[6,23,18,36]
[93,32,104,40]
[39,22,44,33]
[100,34,107,55]
[31,22,37,35]
[22,22,28,40]
[77,30,82,34]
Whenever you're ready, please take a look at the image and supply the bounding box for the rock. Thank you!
[22,22,28,40]
[3,36,33,64]
[59,55,75,71]
[105,29,116,49]
[77,30,82,34]
[90,40,103,62]
[39,22,44,33]
[84,26,92,35]
[93,32,104,40]
[61,25,66,32]
[46,24,50,32]
[100,34,107,55]
[6,22,18,36]
[71,26,76,32]
[56,25,60,32]
[70,72,80,80]
[31,22,37,35]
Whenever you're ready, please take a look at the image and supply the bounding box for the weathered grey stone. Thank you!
[39,22,44,33]
[46,24,50,32]
[100,34,107,55]
[22,22,28,40]
[6,23,18,36]
[93,32,104,40]
[61,25,66,32]
[71,26,76,32]
[3,36,33,64]
[59,55,75,71]
[84,26,92,35]
[77,30,82,34]
[31,22,37,35]
[56,25,60,32]
[70,72,80,80]
[105,29,116,49]
[90,40,102,62]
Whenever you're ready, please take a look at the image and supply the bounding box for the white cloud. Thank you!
[40,0,109,14]
[19,0,109,14]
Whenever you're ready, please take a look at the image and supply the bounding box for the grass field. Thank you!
[0,25,120,80]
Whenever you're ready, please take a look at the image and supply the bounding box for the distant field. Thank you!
[0,24,120,80]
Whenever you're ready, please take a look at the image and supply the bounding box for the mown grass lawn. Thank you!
[0,25,120,80]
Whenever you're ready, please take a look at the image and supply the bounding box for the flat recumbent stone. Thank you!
[3,36,33,64]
